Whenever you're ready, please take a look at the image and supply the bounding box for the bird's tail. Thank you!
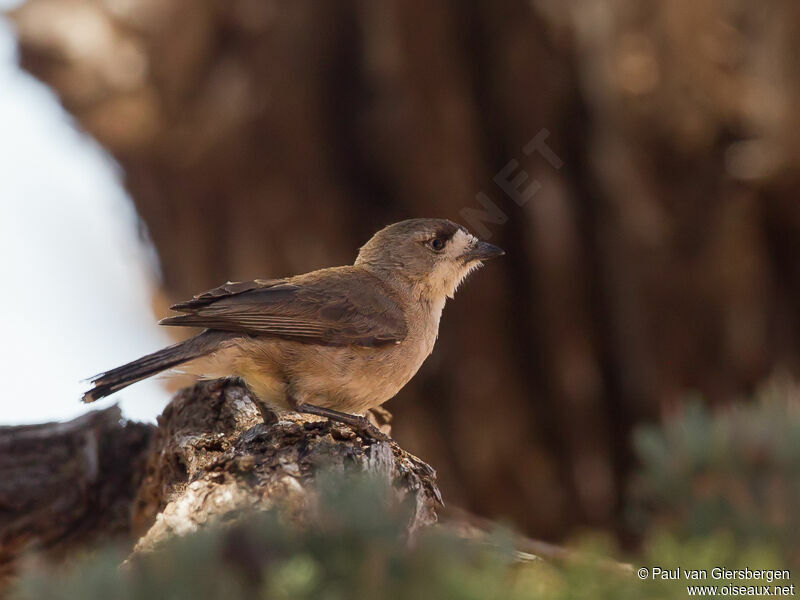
[82,330,230,403]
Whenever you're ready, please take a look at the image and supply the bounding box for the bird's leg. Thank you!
[292,400,391,442]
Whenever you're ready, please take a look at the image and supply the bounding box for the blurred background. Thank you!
[1,0,800,546]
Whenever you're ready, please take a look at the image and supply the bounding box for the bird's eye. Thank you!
[429,237,445,251]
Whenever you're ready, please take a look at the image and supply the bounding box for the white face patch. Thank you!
[446,229,476,259]
[426,229,484,299]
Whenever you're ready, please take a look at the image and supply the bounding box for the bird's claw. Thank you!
[349,417,391,443]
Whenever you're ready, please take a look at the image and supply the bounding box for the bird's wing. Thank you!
[169,278,286,311]
[160,270,407,347]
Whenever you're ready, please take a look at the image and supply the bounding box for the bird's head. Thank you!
[355,218,504,299]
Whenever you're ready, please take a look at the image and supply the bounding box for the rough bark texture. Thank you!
[130,379,441,555]
[0,407,153,588]
[0,381,441,588]
[8,0,800,540]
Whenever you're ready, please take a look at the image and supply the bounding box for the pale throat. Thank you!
[415,259,481,319]
[443,230,483,298]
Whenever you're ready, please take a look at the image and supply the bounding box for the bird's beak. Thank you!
[461,239,505,263]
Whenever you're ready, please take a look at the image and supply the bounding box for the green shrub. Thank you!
[630,378,800,565]
[13,475,541,600]
[13,473,794,600]
[14,378,800,599]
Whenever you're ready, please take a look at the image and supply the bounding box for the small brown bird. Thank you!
[83,218,503,436]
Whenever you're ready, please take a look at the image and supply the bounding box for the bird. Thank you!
[83,218,504,438]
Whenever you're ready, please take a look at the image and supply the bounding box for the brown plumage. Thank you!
[83,218,503,437]
[160,269,407,346]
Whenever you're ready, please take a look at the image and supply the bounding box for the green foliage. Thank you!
[13,475,539,600]
[547,533,792,600]
[14,380,800,599]
[12,474,794,600]
[631,378,800,564]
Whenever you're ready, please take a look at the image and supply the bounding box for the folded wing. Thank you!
[160,269,407,347]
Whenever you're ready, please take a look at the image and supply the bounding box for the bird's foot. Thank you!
[292,401,391,443]
[345,415,392,443]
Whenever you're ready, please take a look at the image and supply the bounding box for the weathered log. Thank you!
[0,379,442,588]
[0,407,153,586]
[2,380,642,593]
[130,379,442,555]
